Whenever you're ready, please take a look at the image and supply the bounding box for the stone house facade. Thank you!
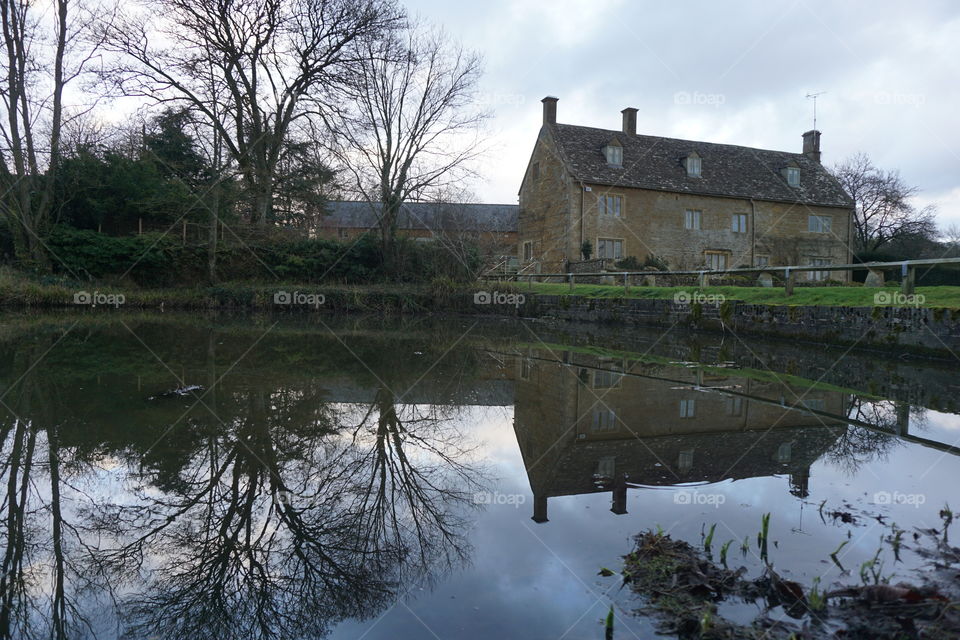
[517,97,854,279]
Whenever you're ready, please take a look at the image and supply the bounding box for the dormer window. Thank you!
[603,139,623,166]
[783,165,800,187]
[685,152,701,177]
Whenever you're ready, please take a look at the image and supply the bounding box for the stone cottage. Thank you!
[517,96,854,278]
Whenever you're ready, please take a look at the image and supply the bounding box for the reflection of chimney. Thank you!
[532,494,549,523]
[541,96,558,125]
[802,130,821,163]
[610,477,628,515]
[789,467,810,499]
[621,107,638,135]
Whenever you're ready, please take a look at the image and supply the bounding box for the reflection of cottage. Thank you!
[517,96,854,275]
[319,200,518,257]
[512,350,849,522]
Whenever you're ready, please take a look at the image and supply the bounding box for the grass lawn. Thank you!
[497,281,960,308]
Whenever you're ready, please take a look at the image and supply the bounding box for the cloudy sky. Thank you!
[405,0,960,231]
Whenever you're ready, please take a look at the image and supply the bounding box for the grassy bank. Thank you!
[0,267,479,312]
[501,281,960,308]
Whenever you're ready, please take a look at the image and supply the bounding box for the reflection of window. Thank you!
[678,449,694,472]
[597,238,624,259]
[755,255,769,267]
[725,396,743,416]
[599,194,622,217]
[591,408,617,431]
[520,358,532,380]
[593,370,623,389]
[684,209,702,230]
[777,442,792,463]
[802,397,825,411]
[597,456,616,478]
[679,398,696,418]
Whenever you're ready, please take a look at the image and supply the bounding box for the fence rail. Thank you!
[490,257,960,296]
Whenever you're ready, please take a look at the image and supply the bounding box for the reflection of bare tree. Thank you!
[0,357,106,640]
[89,381,482,640]
[342,387,485,583]
[825,398,905,474]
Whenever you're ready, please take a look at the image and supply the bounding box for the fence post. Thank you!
[784,268,795,296]
[528,274,533,290]
[624,272,629,295]
[901,263,916,295]
[568,273,574,291]
[698,271,707,288]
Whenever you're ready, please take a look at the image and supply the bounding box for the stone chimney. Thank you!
[621,107,638,135]
[541,96,558,125]
[802,130,821,163]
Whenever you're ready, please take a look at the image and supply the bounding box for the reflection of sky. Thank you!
[332,405,960,639]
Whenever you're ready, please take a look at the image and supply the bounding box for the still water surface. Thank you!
[0,312,957,638]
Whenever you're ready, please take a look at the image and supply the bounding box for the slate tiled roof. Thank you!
[549,124,853,208]
[322,201,518,232]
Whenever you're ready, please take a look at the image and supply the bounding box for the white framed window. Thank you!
[522,241,533,262]
[731,213,748,233]
[704,251,728,271]
[785,166,800,187]
[808,215,832,234]
[808,257,830,281]
[684,209,702,230]
[686,155,701,177]
[599,194,622,217]
[679,398,696,418]
[755,255,770,267]
[591,408,617,432]
[678,449,694,472]
[604,144,623,166]
[597,238,623,259]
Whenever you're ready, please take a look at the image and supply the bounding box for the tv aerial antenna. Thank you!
[805,91,826,130]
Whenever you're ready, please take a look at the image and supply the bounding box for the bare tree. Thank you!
[98,0,402,226]
[327,25,487,269]
[832,153,937,254]
[0,0,96,268]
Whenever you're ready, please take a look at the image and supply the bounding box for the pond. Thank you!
[0,311,957,639]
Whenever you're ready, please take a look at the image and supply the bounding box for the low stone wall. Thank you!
[521,295,960,357]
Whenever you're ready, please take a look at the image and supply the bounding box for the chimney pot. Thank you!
[802,130,821,163]
[621,107,638,136]
[541,96,558,125]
